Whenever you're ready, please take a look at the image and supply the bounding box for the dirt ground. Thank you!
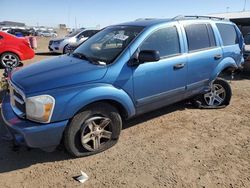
[0,37,249,188]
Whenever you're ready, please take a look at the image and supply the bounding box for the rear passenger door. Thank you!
[183,23,223,95]
[216,23,242,65]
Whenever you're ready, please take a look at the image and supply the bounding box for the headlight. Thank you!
[26,95,55,123]
[53,40,63,45]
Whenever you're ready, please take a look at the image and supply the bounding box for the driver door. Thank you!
[132,26,188,114]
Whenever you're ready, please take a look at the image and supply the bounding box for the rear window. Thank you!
[185,24,216,52]
[216,23,238,46]
[244,34,250,45]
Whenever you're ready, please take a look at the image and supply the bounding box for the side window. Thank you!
[140,26,180,58]
[78,31,89,39]
[90,30,98,36]
[216,23,238,46]
[207,24,216,47]
[185,24,216,52]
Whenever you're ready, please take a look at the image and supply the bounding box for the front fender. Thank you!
[51,83,136,121]
[209,57,237,81]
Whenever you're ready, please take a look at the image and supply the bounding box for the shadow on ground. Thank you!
[0,101,189,173]
[35,52,60,56]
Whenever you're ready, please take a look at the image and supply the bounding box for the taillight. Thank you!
[23,37,31,47]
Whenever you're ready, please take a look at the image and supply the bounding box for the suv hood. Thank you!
[11,55,108,94]
[50,37,68,42]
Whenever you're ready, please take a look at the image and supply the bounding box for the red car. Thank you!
[0,31,35,68]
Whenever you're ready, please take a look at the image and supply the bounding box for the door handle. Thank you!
[173,63,185,70]
[214,54,222,60]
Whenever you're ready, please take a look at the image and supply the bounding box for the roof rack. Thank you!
[135,18,156,21]
[172,15,227,21]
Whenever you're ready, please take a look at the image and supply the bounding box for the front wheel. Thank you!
[201,78,232,107]
[63,44,71,54]
[64,102,122,157]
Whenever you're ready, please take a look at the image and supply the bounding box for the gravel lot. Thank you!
[0,37,249,188]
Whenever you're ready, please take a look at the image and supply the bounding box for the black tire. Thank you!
[194,78,232,108]
[63,44,70,54]
[64,102,122,157]
[0,52,20,68]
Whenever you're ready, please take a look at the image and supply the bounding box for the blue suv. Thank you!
[1,16,244,157]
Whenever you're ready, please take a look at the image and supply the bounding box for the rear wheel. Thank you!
[195,78,232,108]
[0,52,20,68]
[64,102,122,157]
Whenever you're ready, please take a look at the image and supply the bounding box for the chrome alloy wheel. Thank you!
[204,84,226,106]
[1,54,18,67]
[81,116,112,151]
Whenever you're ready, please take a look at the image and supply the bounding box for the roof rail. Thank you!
[135,18,156,21]
[172,15,227,21]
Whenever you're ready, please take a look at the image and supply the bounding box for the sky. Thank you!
[0,0,249,28]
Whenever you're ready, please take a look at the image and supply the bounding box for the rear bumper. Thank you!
[21,48,35,61]
[1,93,68,150]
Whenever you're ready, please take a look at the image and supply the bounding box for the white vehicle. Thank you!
[0,27,10,33]
[244,33,250,61]
[48,29,99,54]
[38,30,57,37]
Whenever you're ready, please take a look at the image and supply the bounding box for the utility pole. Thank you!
[243,0,247,11]
[75,16,77,29]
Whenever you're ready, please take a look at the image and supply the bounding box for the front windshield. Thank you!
[66,29,84,37]
[244,34,250,45]
[74,26,144,64]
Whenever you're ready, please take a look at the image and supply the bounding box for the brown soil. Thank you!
[0,37,249,188]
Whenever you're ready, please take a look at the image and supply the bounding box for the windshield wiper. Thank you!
[72,52,104,65]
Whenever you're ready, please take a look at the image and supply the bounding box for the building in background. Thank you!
[0,21,25,27]
[210,11,250,36]
[59,24,67,30]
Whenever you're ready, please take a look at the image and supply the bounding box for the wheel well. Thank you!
[0,51,20,60]
[219,66,236,75]
[77,100,129,120]
[63,44,69,53]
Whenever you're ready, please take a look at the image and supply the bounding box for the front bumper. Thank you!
[1,93,68,150]
[48,43,62,53]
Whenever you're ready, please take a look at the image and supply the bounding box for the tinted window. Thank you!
[216,23,238,46]
[207,24,216,47]
[244,34,250,45]
[185,24,216,51]
[140,26,180,58]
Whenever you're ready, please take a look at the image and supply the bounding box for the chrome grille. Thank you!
[9,82,26,118]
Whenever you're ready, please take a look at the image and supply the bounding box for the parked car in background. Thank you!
[0,27,10,33]
[7,28,33,37]
[0,31,34,67]
[48,28,99,54]
[2,16,244,157]
[37,30,57,37]
[64,30,100,54]
[244,33,250,61]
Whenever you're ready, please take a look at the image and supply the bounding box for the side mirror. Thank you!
[138,50,160,63]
